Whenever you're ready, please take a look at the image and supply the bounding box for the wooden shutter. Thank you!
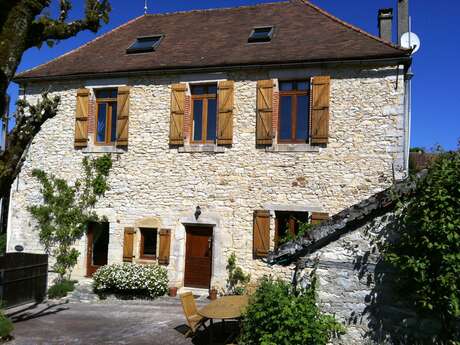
[123,227,135,262]
[256,80,273,145]
[311,212,329,225]
[310,76,331,145]
[217,80,234,145]
[116,86,130,147]
[169,83,186,145]
[253,210,270,258]
[74,88,89,148]
[158,229,171,265]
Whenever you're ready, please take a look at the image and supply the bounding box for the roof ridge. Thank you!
[16,15,146,79]
[297,0,408,52]
[144,1,289,18]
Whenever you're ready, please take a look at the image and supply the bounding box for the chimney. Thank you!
[398,0,409,44]
[378,8,393,42]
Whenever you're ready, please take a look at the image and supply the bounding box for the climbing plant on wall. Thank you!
[29,155,112,282]
[384,145,460,342]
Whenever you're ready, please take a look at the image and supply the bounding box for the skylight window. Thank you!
[126,35,163,54]
[248,26,274,43]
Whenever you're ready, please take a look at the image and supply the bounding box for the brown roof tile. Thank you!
[16,0,410,81]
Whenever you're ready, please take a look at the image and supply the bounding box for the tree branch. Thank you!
[0,93,60,198]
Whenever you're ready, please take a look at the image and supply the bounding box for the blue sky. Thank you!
[5,0,460,150]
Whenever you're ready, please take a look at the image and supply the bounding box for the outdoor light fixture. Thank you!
[195,206,201,220]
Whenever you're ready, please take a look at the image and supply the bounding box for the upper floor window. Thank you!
[248,26,274,43]
[191,84,218,144]
[274,211,310,248]
[127,35,163,54]
[95,89,118,145]
[278,80,310,143]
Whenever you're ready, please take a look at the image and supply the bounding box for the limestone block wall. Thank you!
[7,65,405,289]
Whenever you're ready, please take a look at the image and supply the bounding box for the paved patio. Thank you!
[6,296,233,345]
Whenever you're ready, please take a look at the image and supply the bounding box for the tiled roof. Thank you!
[15,0,410,81]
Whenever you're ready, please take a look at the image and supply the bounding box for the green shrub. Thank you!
[384,147,460,342]
[226,253,250,295]
[92,263,168,299]
[47,279,77,299]
[240,277,344,345]
[0,311,13,340]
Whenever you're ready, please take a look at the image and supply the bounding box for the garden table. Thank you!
[198,295,249,344]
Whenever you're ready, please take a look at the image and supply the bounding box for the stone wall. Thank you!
[7,65,406,290]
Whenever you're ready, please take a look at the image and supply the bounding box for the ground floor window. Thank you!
[140,228,157,259]
[274,211,310,248]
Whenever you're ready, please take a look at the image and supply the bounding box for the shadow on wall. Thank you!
[358,215,443,345]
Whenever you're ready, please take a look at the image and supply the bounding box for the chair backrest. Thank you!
[180,292,198,321]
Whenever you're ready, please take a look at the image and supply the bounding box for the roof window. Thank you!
[126,35,163,54]
[248,26,274,43]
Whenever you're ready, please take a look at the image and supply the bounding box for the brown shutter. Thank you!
[253,210,270,258]
[311,212,329,225]
[74,88,89,148]
[170,83,186,145]
[116,86,130,147]
[217,80,234,145]
[256,80,273,145]
[310,76,331,145]
[158,229,171,265]
[123,227,135,262]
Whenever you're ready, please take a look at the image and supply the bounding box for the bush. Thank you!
[92,263,168,299]
[47,279,77,299]
[384,147,460,341]
[0,234,6,256]
[239,277,344,345]
[226,253,250,295]
[0,311,13,340]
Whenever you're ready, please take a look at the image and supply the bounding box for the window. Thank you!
[278,80,310,143]
[126,35,163,54]
[191,84,218,144]
[140,228,158,259]
[95,89,118,145]
[248,26,274,43]
[275,211,310,248]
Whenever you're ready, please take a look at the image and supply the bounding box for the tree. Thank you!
[0,0,111,198]
[29,154,112,281]
[384,146,460,343]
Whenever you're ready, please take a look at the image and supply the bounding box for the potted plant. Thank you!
[168,286,178,297]
[209,286,218,300]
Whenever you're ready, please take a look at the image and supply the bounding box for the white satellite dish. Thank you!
[401,32,421,54]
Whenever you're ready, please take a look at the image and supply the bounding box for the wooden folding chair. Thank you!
[180,292,208,337]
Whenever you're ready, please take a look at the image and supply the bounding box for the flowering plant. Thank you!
[93,263,168,298]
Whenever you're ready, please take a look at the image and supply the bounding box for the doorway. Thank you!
[184,226,213,289]
[86,222,110,277]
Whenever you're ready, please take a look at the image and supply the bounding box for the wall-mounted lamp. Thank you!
[195,206,201,220]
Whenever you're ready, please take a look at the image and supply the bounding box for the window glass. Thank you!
[207,98,217,141]
[127,36,162,53]
[207,85,217,94]
[191,85,205,95]
[297,81,309,91]
[279,82,293,91]
[193,99,203,142]
[97,103,107,143]
[96,89,117,99]
[248,27,273,43]
[110,102,118,142]
[141,229,157,257]
[296,95,309,140]
[279,95,292,140]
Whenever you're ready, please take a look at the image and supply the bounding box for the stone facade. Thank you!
[7,65,406,291]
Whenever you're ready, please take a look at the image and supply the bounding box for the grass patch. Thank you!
[47,279,77,299]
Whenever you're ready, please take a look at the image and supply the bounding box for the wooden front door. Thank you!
[184,226,213,289]
[86,222,110,277]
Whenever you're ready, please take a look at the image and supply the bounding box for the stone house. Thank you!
[7,0,411,292]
